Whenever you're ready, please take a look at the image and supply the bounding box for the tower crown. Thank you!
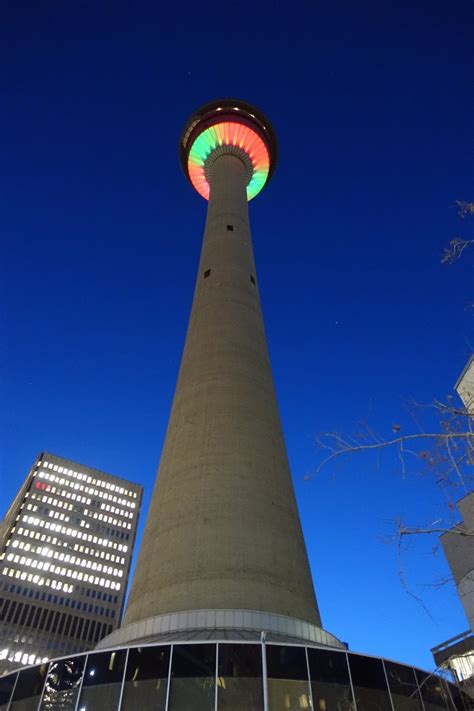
[180,99,278,201]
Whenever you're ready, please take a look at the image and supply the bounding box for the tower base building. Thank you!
[0,636,469,710]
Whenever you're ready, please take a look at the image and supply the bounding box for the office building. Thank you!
[0,452,142,675]
[432,492,474,698]
[431,357,474,698]
[455,355,474,412]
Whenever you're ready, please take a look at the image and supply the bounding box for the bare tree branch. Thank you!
[399,525,474,537]
[442,238,474,264]
[315,429,474,474]
[311,199,474,607]
[456,200,474,218]
[441,201,473,263]
[312,398,474,554]
[396,528,436,622]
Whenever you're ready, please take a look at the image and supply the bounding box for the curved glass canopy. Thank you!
[0,640,469,711]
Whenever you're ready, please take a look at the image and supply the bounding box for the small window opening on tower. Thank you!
[204,269,211,279]
[250,275,256,285]
[226,225,234,231]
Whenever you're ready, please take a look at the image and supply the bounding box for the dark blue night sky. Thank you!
[1,1,473,670]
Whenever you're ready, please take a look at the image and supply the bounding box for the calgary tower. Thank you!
[123,99,325,633]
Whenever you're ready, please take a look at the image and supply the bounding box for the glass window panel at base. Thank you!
[384,660,423,711]
[10,665,48,711]
[447,682,472,711]
[121,645,170,710]
[0,672,17,711]
[348,654,392,711]
[40,656,86,710]
[266,645,311,711]
[308,647,355,711]
[217,643,263,711]
[76,650,126,710]
[168,643,216,711]
[415,670,452,711]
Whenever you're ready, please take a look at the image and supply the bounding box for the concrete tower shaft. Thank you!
[124,139,321,627]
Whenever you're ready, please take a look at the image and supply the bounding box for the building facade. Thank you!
[455,355,474,412]
[441,494,474,636]
[0,452,142,675]
[431,357,474,698]
[432,492,474,697]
